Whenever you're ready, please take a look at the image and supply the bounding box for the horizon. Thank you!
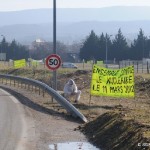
[1,5,150,13]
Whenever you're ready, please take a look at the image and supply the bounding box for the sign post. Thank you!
[46,54,61,90]
[53,0,57,90]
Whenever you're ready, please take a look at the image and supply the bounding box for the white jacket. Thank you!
[63,79,78,95]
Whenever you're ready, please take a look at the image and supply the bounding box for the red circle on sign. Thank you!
[46,54,61,70]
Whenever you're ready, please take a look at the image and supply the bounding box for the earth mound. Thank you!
[81,112,150,150]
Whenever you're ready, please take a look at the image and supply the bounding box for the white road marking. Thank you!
[0,89,19,103]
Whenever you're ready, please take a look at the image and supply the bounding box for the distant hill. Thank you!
[1,6,150,25]
[0,7,150,44]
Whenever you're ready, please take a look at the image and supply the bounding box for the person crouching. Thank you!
[63,79,81,103]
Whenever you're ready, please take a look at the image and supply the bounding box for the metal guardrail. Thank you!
[0,74,87,123]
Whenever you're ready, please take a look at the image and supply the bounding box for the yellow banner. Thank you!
[14,59,26,68]
[87,60,92,64]
[32,60,39,67]
[90,65,135,98]
[96,61,103,66]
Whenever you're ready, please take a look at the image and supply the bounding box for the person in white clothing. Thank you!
[63,79,81,103]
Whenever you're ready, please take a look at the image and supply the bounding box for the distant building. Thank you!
[29,38,49,50]
[32,38,46,46]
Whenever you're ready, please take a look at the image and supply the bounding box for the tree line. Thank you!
[0,38,29,61]
[79,29,150,62]
[0,38,72,61]
[1,28,149,62]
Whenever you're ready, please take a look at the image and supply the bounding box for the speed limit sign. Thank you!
[46,54,61,70]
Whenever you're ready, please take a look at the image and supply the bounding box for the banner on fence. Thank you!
[90,65,135,98]
[14,59,26,68]
[32,60,39,67]
[87,60,93,64]
[96,61,103,66]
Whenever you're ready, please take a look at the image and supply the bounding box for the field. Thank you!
[0,61,150,149]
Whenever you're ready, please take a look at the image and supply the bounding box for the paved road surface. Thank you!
[0,88,35,150]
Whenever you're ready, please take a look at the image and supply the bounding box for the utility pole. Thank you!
[105,34,112,68]
[105,36,108,67]
[53,0,57,90]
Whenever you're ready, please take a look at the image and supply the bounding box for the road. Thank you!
[0,85,89,149]
[0,88,36,150]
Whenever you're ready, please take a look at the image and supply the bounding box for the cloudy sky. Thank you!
[1,0,150,11]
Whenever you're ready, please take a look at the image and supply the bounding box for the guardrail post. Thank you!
[43,89,45,97]
[39,87,40,95]
[14,80,15,87]
[32,85,33,91]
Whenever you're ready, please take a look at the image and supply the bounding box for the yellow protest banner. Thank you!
[87,60,92,64]
[14,59,26,68]
[90,65,134,98]
[32,60,39,67]
[96,61,103,66]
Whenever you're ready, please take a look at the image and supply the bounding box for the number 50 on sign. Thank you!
[46,54,62,70]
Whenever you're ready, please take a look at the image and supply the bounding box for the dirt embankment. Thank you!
[80,112,150,150]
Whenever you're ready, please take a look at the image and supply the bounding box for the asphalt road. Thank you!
[0,88,35,150]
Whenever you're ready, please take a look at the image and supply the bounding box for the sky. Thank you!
[1,0,150,11]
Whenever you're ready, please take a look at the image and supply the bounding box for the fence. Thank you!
[1,60,150,74]
[80,60,150,73]
[119,60,150,74]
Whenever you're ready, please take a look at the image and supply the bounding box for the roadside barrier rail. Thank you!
[0,74,87,123]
